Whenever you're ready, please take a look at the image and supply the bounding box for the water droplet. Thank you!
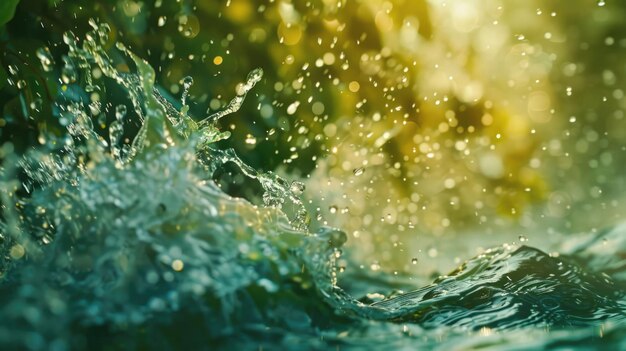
[329,205,338,214]
[353,167,364,176]
[411,258,418,265]
[245,134,257,145]
[290,181,305,194]
[61,57,78,84]
[36,47,55,72]
[171,259,184,271]
[428,248,438,258]
[109,121,124,159]
[519,235,528,243]
[10,244,25,260]
[181,76,193,106]
[115,105,127,121]
[287,101,300,115]
[200,68,264,124]
[62,31,77,46]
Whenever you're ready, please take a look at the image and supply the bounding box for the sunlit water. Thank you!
[1,21,626,350]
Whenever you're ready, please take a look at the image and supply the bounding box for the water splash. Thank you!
[199,68,264,126]
[2,19,626,350]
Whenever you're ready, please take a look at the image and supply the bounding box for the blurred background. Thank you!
[2,0,626,276]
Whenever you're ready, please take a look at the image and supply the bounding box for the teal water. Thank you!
[1,21,626,350]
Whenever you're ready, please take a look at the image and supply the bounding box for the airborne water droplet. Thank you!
[109,120,124,159]
[36,47,55,72]
[290,181,305,194]
[181,76,193,106]
[62,30,77,46]
[171,259,184,271]
[244,134,257,145]
[61,57,78,84]
[287,101,300,115]
[353,167,364,176]
[115,105,127,121]
[200,68,264,125]
[9,244,25,260]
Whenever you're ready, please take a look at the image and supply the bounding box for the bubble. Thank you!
[312,102,325,115]
[9,244,25,260]
[348,81,360,93]
[444,178,456,189]
[177,14,200,38]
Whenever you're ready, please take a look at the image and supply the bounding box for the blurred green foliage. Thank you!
[0,0,436,172]
[0,0,20,26]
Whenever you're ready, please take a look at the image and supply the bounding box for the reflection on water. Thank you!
[373,245,624,329]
